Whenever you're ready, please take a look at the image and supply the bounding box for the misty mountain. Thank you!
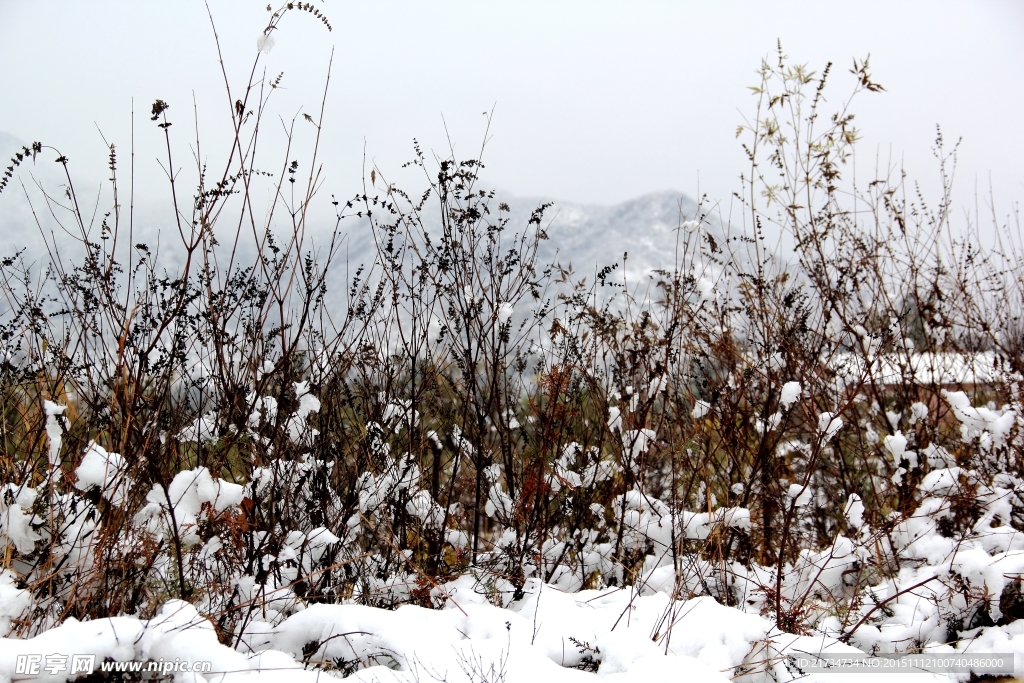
[0,151,729,301]
[335,189,724,284]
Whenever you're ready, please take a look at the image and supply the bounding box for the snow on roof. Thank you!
[830,351,1018,387]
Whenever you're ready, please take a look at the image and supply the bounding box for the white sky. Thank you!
[1,1,1022,233]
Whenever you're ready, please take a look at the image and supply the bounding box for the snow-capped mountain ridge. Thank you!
[338,189,722,280]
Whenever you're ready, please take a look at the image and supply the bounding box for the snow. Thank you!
[3,357,1023,683]
[817,412,843,443]
[844,494,865,529]
[74,441,132,507]
[942,389,1018,446]
[0,580,977,682]
[0,572,32,637]
[4,397,1024,683]
[43,401,65,479]
[692,400,710,419]
[779,381,801,410]
[787,483,812,507]
[497,301,514,324]
[832,351,1016,387]
[256,31,275,54]
[621,428,656,459]
[0,491,39,555]
[883,431,907,464]
[135,467,245,546]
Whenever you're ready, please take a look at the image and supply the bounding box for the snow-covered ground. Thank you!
[4,576,1004,683]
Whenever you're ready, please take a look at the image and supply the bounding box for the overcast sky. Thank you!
[1,1,1022,234]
